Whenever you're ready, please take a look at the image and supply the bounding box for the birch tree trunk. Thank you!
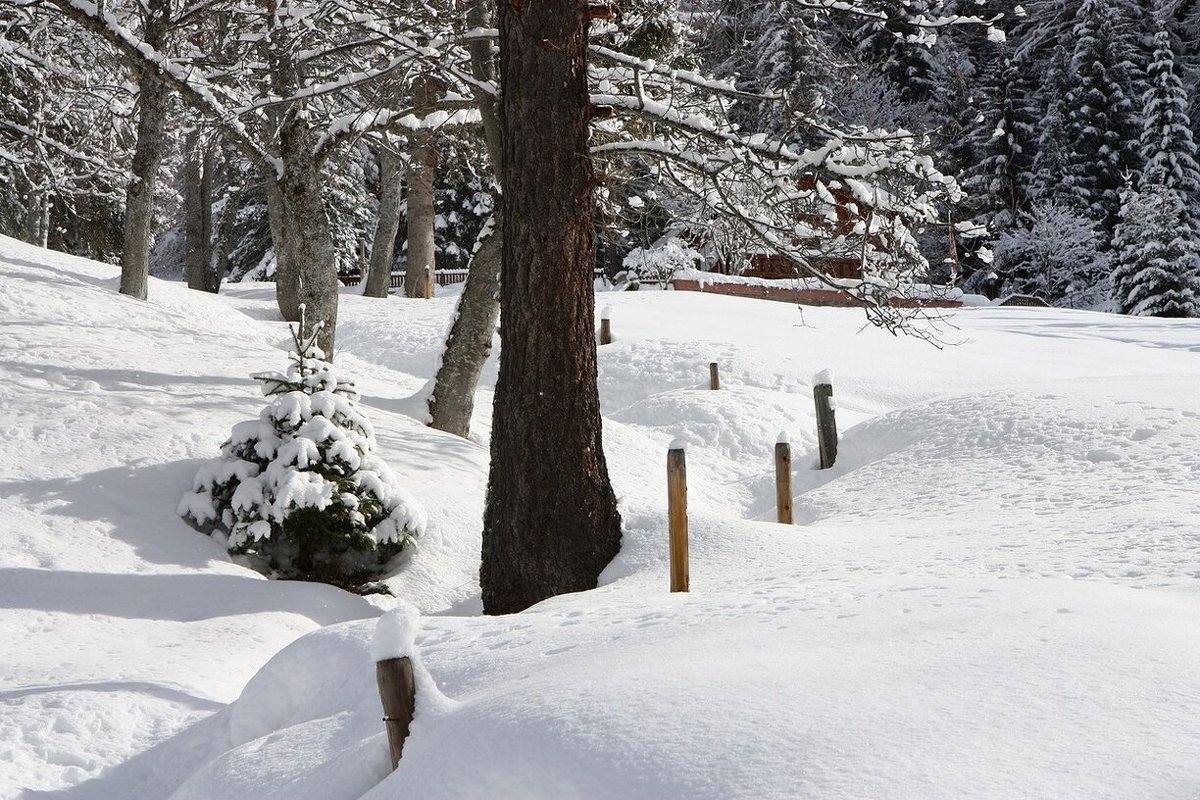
[481,0,622,614]
[365,145,403,298]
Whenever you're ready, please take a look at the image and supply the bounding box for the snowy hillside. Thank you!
[2,234,1199,799]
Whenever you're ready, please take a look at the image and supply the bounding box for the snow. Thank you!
[3,234,1200,799]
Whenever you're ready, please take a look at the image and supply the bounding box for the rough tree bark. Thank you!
[480,0,622,614]
[259,2,339,355]
[426,0,505,438]
[404,74,438,298]
[118,0,172,300]
[365,145,404,298]
[266,115,339,355]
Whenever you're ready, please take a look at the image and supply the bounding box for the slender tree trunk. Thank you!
[205,147,239,294]
[405,74,438,298]
[118,0,171,300]
[182,131,215,291]
[481,0,622,614]
[425,0,505,438]
[427,215,502,437]
[365,145,403,298]
[27,186,49,248]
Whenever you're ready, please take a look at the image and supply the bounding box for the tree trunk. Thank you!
[481,0,622,614]
[425,0,505,438]
[204,146,238,293]
[365,145,404,298]
[268,117,339,355]
[427,215,502,437]
[27,186,49,248]
[404,74,438,299]
[118,0,171,301]
[182,131,215,292]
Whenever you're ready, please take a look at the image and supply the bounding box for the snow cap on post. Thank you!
[813,368,832,386]
[669,436,687,452]
[776,430,789,445]
[372,603,421,662]
[600,304,614,321]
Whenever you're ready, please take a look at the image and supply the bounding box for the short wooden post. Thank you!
[709,362,720,390]
[599,305,613,345]
[775,434,793,524]
[667,442,689,592]
[813,370,838,469]
[424,265,434,300]
[376,656,416,770]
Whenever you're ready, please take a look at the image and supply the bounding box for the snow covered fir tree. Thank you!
[179,314,426,587]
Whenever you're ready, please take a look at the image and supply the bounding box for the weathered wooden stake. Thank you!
[376,656,416,769]
[813,372,838,469]
[709,361,720,390]
[667,443,689,592]
[424,265,434,300]
[599,305,613,345]
[775,435,793,524]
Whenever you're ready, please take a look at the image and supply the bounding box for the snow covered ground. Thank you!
[2,233,1198,799]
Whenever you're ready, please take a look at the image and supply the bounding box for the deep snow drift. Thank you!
[1,234,1198,799]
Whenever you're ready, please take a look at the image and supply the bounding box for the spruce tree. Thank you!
[1060,0,1142,237]
[1139,27,1200,204]
[1111,181,1200,317]
[180,316,425,586]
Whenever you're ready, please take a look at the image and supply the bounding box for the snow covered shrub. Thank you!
[179,318,425,587]
[623,237,704,287]
[993,201,1112,307]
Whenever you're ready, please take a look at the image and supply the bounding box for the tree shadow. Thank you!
[0,460,238,571]
[0,567,375,625]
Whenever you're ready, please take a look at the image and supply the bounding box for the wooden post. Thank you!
[813,371,838,469]
[667,442,689,592]
[424,265,434,300]
[376,656,416,770]
[775,435,793,523]
[709,362,720,390]
[599,305,613,345]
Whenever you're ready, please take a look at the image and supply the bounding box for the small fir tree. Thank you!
[179,313,425,586]
[1111,182,1200,317]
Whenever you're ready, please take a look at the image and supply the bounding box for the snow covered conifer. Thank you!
[1139,27,1200,209]
[1060,0,1142,236]
[1111,182,1200,317]
[179,314,425,586]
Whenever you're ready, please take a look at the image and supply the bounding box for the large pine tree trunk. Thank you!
[118,0,171,301]
[365,146,403,298]
[404,74,438,298]
[427,216,502,437]
[481,0,622,614]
